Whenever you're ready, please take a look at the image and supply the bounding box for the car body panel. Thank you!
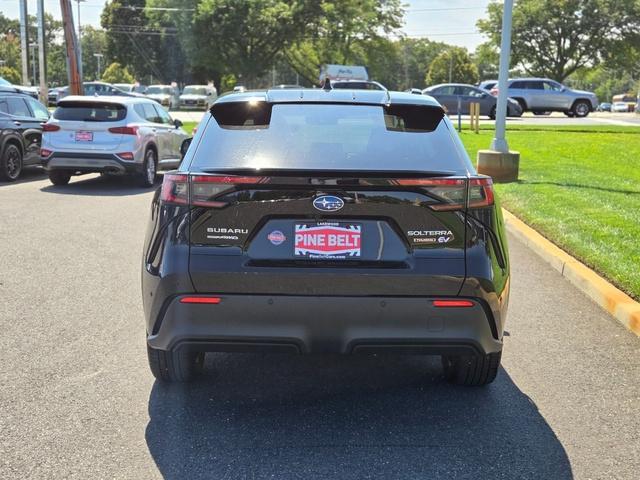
[499,78,598,112]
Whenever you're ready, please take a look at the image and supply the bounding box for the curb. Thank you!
[502,209,640,337]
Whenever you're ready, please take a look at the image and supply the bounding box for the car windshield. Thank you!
[183,87,208,95]
[114,84,132,91]
[189,103,469,173]
[53,102,127,122]
[147,87,172,95]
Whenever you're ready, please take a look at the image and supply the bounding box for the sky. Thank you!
[1,0,492,52]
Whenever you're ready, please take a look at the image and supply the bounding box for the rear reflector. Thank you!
[432,299,474,308]
[116,152,134,160]
[180,296,222,304]
[40,148,53,158]
[108,125,139,135]
[42,123,60,132]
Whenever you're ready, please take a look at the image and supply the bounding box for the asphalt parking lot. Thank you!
[1,172,639,479]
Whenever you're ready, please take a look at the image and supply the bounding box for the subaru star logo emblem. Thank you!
[313,195,345,212]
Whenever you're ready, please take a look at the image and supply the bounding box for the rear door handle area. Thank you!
[13,121,21,126]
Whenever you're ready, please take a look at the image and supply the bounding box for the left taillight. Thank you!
[42,123,60,132]
[160,173,188,204]
[108,125,139,135]
[189,175,268,207]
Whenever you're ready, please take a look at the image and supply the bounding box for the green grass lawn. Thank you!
[182,121,198,134]
[459,125,640,300]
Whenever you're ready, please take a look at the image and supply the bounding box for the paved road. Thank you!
[1,172,639,479]
[172,109,640,127]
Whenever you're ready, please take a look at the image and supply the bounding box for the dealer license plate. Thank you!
[75,131,93,142]
[294,222,361,259]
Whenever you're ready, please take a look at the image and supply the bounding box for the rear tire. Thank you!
[147,344,204,382]
[488,105,496,120]
[442,351,501,386]
[139,149,157,187]
[0,143,23,182]
[48,170,71,185]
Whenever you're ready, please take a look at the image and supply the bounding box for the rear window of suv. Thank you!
[53,102,126,122]
[189,103,470,173]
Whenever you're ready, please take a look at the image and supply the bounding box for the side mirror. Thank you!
[180,138,192,158]
[174,118,183,128]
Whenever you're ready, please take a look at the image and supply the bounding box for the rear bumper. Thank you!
[42,152,143,175]
[147,294,502,355]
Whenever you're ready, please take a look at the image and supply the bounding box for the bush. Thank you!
[101,62,135,84]
[0,66,21,85]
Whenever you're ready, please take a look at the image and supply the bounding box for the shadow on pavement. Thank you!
[146,354,573,479]
[39,173,159,197]
[0,167,47,187]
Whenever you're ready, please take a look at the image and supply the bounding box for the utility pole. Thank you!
[448,53,453,83]
[60,0,83,95]
[37,0,47,104]
[19,0,30,85]
[476,0,520,183]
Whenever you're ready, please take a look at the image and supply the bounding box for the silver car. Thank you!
[146,85,180,110]
[493,78,598,117]
[179,85,217,110]
[40,96,190,186]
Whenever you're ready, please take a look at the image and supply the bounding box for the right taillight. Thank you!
[160,173,188,204]
[108,125,139,135]
[395,178,466,211]
[468,177,494,208]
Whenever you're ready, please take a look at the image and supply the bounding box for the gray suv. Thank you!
[495,78,598,117]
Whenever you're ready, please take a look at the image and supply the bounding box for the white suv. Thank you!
[41,96,190,186]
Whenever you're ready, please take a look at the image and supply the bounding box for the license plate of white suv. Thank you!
[294,222,361,259]
[75,131,93,142]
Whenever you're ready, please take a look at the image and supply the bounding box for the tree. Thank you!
[102,62,135,83]
[81,27,108,81]
[426,47,479,85]
[473,42,500,81]
[0,66,21,84]
[286,0,404,85]
[477,0,640,82]
[101,0,158,80]
[190,0,310,88]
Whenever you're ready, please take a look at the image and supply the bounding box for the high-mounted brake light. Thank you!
[108,125,139,135]
[160,173,188,204]
[42,123,60,132]
[180,296,222,304]
[433,299,474,308]
[468,177,494,208]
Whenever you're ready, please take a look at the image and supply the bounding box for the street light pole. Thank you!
[76,0,85,82]
[29,42,37,86]
[94,53,103,79]
[490,0,514,153]
[476,0,520,183]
